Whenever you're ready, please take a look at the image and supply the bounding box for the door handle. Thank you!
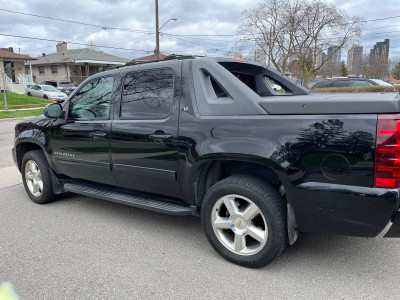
[90,131,106,138]
[149,134,172,139]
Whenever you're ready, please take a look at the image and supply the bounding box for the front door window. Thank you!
[69,76,114,120]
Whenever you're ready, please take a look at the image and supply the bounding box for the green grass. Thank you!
[0,92,52,110]
[0,108,44,119]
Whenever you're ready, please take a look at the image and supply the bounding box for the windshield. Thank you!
[59,82,74,87]
[370,79,393,86]
[42,86,59,92]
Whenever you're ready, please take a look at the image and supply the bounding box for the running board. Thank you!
[64,183,197,216]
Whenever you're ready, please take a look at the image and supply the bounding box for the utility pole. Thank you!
[155,0,160,59]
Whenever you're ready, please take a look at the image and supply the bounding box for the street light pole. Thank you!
[155,0,160,59]
[155,0,177,60]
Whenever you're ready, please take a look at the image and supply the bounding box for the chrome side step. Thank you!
[64,183,197,216]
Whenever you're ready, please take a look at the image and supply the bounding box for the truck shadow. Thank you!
[58,191,397,271]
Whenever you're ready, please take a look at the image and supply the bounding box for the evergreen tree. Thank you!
[341,61,348,77]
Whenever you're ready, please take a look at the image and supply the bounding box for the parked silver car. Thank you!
[26,84,68,102]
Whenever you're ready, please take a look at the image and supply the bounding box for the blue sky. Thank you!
[0,0,398,61]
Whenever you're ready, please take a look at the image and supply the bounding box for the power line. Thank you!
[24,28,104,51]
[363,15,400,23]
[0,33,151,52]
[165,34,230,51]
[363,24,400,32]
[163,34,237,43]
[0,8,153,34]
[113,33,154,46]
[362,30,400,37]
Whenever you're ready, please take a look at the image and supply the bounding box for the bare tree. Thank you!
[238,0,299,74]
[359,53,370,78]
[390,57,400,80]
[238,0,362,86]
[369,55,389,79]
[318,60,341,78]
[87,40,99,51]
[223,47,249,60]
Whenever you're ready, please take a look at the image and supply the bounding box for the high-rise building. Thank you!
[249,48,267,66]
[327,46,341,65]
[321,52,327,64]
[347,45,363,75]
[370,39,390,60]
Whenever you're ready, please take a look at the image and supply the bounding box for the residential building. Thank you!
[0,47,36,83]
[370,39,390,60]
[347,45,363,75]
[327,46,341,65]
[26,42,129,84]
[249,48,267,66]
[134,52,167,61]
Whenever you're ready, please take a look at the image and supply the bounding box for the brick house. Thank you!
[26,42,129,84]
[134,52,167,62]
[0,47,36,83]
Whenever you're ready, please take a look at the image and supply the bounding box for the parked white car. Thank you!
[26,84,68,102]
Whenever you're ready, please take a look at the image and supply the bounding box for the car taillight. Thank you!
[375,114,400,188]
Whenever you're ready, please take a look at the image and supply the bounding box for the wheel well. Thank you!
[195,160,281,206]
[16,142,43,170]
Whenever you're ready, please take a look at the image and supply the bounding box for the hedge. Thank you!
[312,85,400,93]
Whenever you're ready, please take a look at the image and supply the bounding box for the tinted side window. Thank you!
[353,80,373,87]
[121,69,174,120]
[311,81,330,89]
[69,76,114,120]
[331,80,350,88]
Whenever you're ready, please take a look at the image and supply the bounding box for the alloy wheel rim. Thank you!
[211,194,268,256]
[24,160,43,197]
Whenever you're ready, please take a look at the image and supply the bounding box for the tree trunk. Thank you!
[302,70,311,88]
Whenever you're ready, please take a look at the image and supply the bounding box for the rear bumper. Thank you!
[292,182,400,237]
[382,210,400,237]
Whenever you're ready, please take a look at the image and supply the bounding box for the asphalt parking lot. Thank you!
[1,118,400,299]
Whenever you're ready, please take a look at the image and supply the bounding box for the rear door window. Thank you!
[352,80,373,87]
[121,69,174,120]
[330,80,351,88]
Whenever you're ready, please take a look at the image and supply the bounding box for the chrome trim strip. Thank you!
[377,220,394,238]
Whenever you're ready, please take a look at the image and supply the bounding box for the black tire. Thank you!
[27,92,32,96]
[201,176,287,268]
[21,150,56,204]
[43,94,48,100]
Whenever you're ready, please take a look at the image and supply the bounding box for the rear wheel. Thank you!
[201,176,287,268]
[21,150,56,204]
[27,92,32,96]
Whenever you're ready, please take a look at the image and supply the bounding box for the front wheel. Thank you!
[43,94,48,100]
[21,150,56,204]
[201,176,287,268]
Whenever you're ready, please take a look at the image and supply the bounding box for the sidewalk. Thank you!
[0,107,44,112]
[0,166,21,189]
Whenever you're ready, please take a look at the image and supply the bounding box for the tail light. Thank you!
[375,114,400,188]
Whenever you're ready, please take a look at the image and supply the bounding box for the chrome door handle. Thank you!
[149,134,172,139]
[90,131,106,137]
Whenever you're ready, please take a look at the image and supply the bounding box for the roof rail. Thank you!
[106,54,200,71]
[125,54,198,66]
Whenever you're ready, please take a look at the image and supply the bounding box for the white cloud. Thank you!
[0,0,398,60]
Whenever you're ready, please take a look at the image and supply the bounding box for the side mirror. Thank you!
[44,103,63,118]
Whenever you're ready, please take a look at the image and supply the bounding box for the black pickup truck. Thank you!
[12,55,400,268]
